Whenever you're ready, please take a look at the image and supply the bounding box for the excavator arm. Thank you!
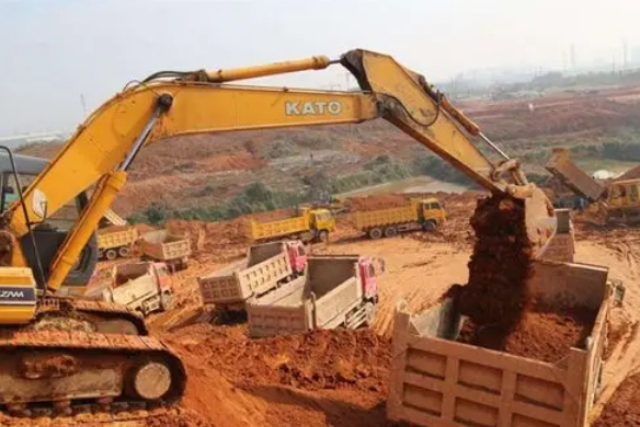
[4,49,556,292]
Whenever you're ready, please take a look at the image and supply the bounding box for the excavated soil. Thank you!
[165,324,391,394]
[593,373,640,426]
[458,306,596,363]
[344,194,409,212]
[454,193,534,338]
[249,208,298,223]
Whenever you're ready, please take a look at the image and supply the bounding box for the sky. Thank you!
[1,0,639,136]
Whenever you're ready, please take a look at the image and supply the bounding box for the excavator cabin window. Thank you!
[1,172,81,232]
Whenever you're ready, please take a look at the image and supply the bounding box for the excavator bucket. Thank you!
[507,184,557,258]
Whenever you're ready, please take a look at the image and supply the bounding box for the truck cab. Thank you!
[284,240,308,275]
[306,208,336,240]
[0,153,98,295]
[412,197,447,230]
[358,256,383,302]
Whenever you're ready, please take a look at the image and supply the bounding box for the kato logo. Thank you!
[0,287,36,305]
[285,101,343,116]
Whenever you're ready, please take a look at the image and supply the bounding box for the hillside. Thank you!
[18,84,640,218]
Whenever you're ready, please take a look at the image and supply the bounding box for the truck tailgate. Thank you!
[313,277,362,328]
[353,205,416,229]
[246,277,309,337]
[98,227,138,249]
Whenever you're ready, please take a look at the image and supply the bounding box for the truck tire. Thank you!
[317,230,329,243]
[384,226,398,238]
[118,246,130,258]
[368,228,383,239]
[364,302,376,326]
[422,220,436,232]
[105,249,118,261]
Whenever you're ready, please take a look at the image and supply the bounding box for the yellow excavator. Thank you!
[0,49,557,415]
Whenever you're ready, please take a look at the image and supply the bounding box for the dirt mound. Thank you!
[593,373,640,426]
[167,325,391,393]
[458,306,595,363]
[165,218,248,263]
[454,194,533,335]
[345,194,409,212]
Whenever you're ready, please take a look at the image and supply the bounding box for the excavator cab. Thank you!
[0,152,98,295]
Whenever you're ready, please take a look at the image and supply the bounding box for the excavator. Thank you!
[0,49,558,415]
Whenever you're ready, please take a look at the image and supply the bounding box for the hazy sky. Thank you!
[1,0,639,136]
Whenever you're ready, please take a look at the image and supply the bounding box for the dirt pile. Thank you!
[345,194,409,212]
[458,306,595,362]
[250,208,298,223]
[454,194,534,336]
[593,374,640,426]
[166,219,248,263]
[166,324,391,393]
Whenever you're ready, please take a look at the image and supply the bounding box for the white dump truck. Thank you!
[246,254,383,338]
[85,261,173,316]
[198,240,308,313]
[139,229,191,271]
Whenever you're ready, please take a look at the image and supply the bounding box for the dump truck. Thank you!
[387,260,623,427]
[246,254,383,337]
[139,229,191,270]
[352,197,446,239]
[198,240,308,312]
[85,261,173,316]
[545,148,606,204]
[246,207,335,243]
[97,225,139,260]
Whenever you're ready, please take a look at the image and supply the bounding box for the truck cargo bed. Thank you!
[140,230,191,264]
[247,255,365,337]
[388,261,614,427]
[198,241,296,309]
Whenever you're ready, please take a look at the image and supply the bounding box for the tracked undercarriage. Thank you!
[0,297,186,417]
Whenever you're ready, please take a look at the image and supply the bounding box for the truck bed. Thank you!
[140,230,191,261]
[97,226,138,250]
[352,205,416,230]
[546,149,605,201]
[247,215,309,241]
[247,256,363,337]
[198,241,294,308]
[387,261,613,427]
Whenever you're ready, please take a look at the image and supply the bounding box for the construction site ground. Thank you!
[1,192,639,426]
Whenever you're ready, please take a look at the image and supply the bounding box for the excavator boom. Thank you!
[5,49,555,295]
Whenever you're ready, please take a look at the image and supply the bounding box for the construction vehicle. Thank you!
[85,261,173,316]
[0,48,556,413]
[199,240,307,313]
[246,254,382,337]
[246,206,335,243]
[544,148,640,224]
[352,197,446,239]
[139,230,191,271]
[97,225,139,260]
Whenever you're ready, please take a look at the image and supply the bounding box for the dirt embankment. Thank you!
[593,374,640,426]
[162,323,391,427]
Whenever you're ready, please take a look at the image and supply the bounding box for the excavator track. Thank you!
[36,297,149,336]
[0,328,186,417]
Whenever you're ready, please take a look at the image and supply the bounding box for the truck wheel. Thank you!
[368,228,383,239]
[318,230,329,243]
[364,302,376,326]
[384,226,398,238]
[118,246,130,258]
[422,221,436,232]
[105,249,118,261]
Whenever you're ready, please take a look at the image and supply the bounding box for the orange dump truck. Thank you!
[387,260,623,427]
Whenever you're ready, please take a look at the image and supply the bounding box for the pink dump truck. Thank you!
[198,240,307,313]
[246,254,383,338]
